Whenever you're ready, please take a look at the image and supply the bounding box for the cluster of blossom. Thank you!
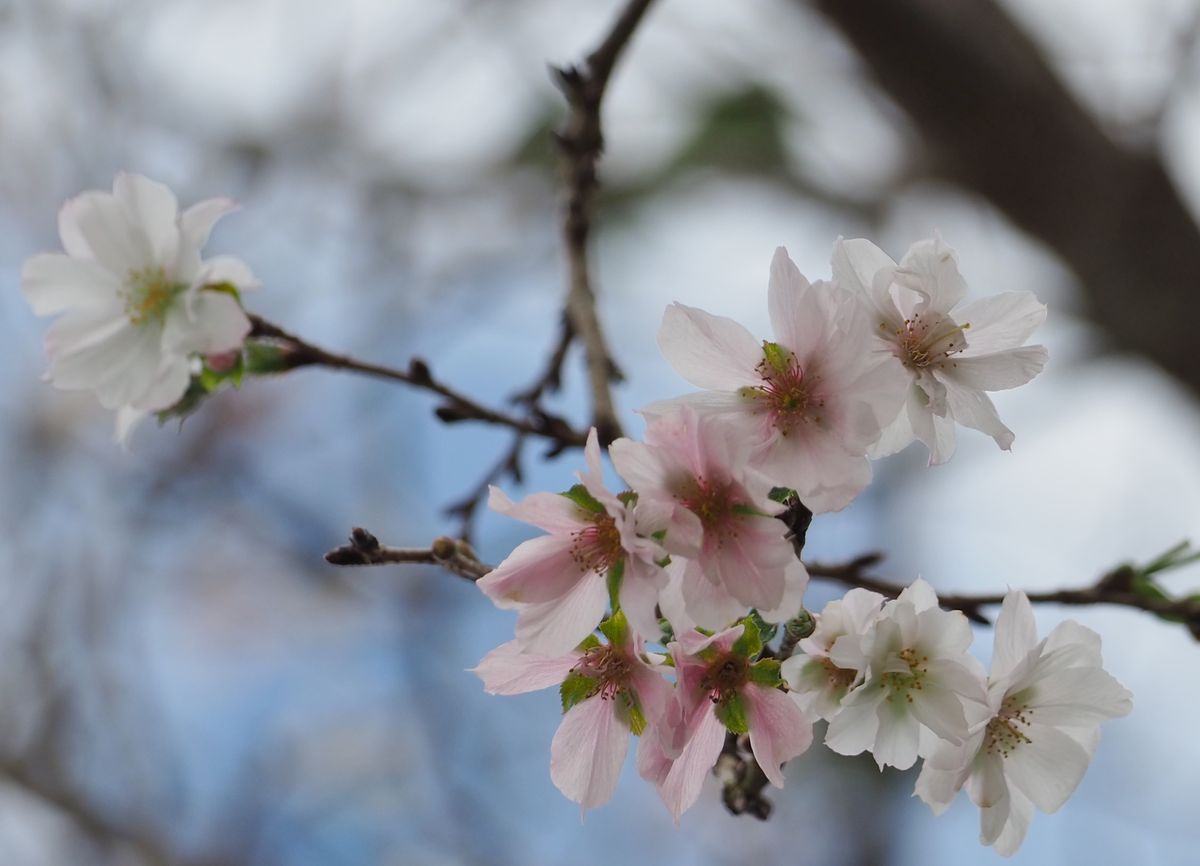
[19,175,1132,855]
[470,240,1131,854]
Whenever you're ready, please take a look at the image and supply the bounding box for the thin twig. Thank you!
[552,0,656,443]
[325,528,492,582]
[806,556,1200,635]
[247,315,588,451]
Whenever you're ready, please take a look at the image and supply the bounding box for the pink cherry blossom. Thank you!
[477,428,668,654]
[833,235,1047,464]
[471,616,672,814]
[914,591,1132,856]
[639,623,812,821]
[649,247,906,512]
[609,407,806,631]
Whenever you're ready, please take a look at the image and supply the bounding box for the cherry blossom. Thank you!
[650,247,906,512]
[21,172,256,419]
[472,614,672,813]
[478,428,668,654]
[914,591,1132,855]
[833,235,1047,464]
[824,579,987,770]
[609,407,805,631]
[781,587,886,721]
[638,620,812,821]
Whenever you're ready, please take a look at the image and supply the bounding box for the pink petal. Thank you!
[831,237,898,321]
[515,570,609,655]
[766,246,816,352]
[488,486,587,534]
[744,685,812,787]
[469,639,579,695]
[657,302,761,391]
[551,695,629,813]
[476,534,583,608]
[656,703,726,822]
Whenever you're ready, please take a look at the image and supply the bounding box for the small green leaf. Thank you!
[576,634,601,652]
[714,693,749,734]
[614,693,647,736]
[617,490,638,507]
[605,559,625,613]
[732,503,770,518]
[560,672,598,713]
[202,281,243,304]
[599,610,629,646]
[768,486,798,504]
[243,340,293,375]
[560,484,605,514]
[748,658,782,687]
[732,617,763,659]
[746,610,778,644]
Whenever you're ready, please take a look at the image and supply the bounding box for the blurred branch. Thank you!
[551,0,658,444]
[443,433,526,544]
[809,0,1200,399]
[325,528,491,581]
[247,315,588,451]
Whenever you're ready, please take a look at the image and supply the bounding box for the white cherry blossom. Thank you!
[21,172,256,419]
[833,235,1047,464]
[915,591,1132,856]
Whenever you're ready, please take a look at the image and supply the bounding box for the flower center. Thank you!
[983,695,1033,759]
[819,656,857,692]
[700,653,748,703]
[123,266,185,326]
[738,341,826,435]
[574,644,634,700]
[879,646,929,704]
[568,513,623,575]
[884,313,970,371]
[673,475,739,538]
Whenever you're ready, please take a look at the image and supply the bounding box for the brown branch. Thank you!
[247,315,588,451]
[325,528,493,582]
[806,555,1200,636]
[551,0,657,444]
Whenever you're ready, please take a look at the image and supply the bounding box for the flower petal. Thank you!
[744,685,813,787]
[21,253,121,315]
[953,291,1046,355]
[113,172,181,267]
[1004,723,1092,813]
[991,591,1038,683]
[945,346,1047,391]
[551,695,629,813]
[469,639,579,695]
[656,703,726,822]
[657,302,761,391]
[515,570,610,655]
[162,290,250,355]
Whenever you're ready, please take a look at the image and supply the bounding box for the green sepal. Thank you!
[155,378,210,426]
[657,618,675,644]
[617,490,638,507]
[243,340,293,375]
[599,610,630,646]
[198,352,245,392]
[746,610,778,644]
[560,484,605,515]
[731,617,763,659]
[761,340,792,376]
[714,693,749,734]
[748,658,783,687]
[202,281,243,305]
[560,672,598,713]
[605,559,625,613]
[732,503,770,518]
[651,529,667,542]
[614,692,647,736]
[576,634,602,652]
[768,486,798,504]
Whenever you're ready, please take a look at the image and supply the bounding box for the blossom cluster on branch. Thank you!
[469,238,1128,854]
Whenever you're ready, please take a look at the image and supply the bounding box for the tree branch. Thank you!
[325,528,492,582]
[551,0,657,444]
[247,315,588,451]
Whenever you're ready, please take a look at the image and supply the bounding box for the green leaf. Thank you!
[560,484,605,515]
[746,610,778,644]
[560,672,598,713]
[599,610,629,646]
[614,693,647,736]
[243,340,294,375]
[714,693,749,734]
[768,486,798,504]
[731,617,763,659]
[748,658,782,687]
[605,559,625,613]
[576,634,601,652]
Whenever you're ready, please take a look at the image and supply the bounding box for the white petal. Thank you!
[872,697,921,770]
[551,696,629,812]
[767,247,829,355]
[59,190,145,273]
[180,197,238,250]
[130,357,192,411]
[831,237,897,316]
[895,236,967,312]
[200,254,260,290]
[657,302,761,390]
[162,290,250,356]
[22,253,121,315]
[991,591,1037,683]
[945,346,1047,391]
[990,784,1034,856]
[953,291,1046,354]
[939,375,1014,450]
[113,172,181,267]
[824,689,881,757]
[1004,723,1092,812]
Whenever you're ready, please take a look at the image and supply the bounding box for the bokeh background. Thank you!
[2,0,1199,863]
